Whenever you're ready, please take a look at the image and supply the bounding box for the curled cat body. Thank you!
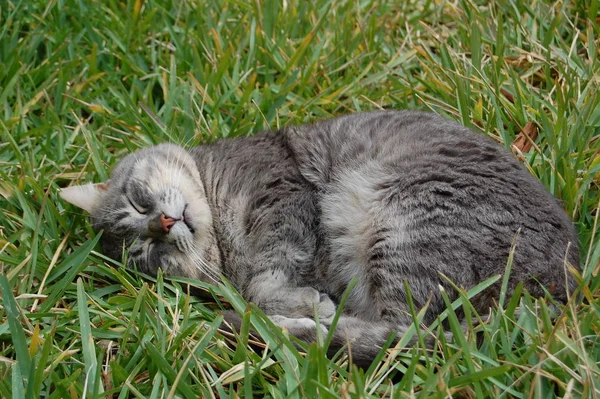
[61,110,579,368]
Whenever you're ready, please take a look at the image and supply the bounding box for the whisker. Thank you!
[187,245,219,283]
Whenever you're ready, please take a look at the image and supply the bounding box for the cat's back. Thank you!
[283,111,568,216]
[284,110,523,183]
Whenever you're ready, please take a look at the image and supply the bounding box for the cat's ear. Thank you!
[60,183,109,213]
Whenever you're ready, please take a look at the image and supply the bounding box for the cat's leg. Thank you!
[229,186,337,321]
[244,269,336,321]
[321,166,471,327]
[339,227,455,328]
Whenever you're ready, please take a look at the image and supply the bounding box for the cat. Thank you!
[60,110,579,368]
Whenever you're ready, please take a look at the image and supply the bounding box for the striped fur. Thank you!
[61,110,579,367]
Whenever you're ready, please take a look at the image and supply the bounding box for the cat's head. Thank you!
[60,143,220,281]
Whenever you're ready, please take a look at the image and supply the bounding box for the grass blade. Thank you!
[0,274,31,384]
[77,278,104,396]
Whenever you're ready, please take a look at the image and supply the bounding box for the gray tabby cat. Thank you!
[61,110,579,367]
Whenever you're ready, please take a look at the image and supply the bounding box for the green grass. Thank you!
[1,0,599,397]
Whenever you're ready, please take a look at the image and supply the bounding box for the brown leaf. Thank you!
[500,89,515,104]
[512,121,538,156]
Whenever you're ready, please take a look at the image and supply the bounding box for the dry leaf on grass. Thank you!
[512,121,539,159]
[500,89,515,104]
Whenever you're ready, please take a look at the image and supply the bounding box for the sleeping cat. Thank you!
[60,110,579,367]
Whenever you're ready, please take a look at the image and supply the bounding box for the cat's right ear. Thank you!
[60,183,109,213]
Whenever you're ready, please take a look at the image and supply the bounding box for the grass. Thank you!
[0,0,599,397]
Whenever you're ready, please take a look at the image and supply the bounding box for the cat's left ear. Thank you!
[60,182,109,213]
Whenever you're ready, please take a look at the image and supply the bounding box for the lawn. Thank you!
[1,0,599,397]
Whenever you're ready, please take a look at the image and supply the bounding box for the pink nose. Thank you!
[160,214,178,232]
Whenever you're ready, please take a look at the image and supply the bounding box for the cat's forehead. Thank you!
[110,144,200,190]
[113,144,182,172]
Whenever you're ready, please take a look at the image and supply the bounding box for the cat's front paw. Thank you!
[270,315,329,335]
[298,288,336,321]
[316,293,336,322]
[256,286,337,321]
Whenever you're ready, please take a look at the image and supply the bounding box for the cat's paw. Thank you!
[269,315,329,335]
[256,286,337,321]
[316,293,336,322]
[299,288,336,321]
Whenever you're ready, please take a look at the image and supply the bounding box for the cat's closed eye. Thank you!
[127,195,148,215]
[126,181,154,215]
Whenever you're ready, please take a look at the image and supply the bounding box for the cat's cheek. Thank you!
[185,202,213,237]
[163,251,204,280]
